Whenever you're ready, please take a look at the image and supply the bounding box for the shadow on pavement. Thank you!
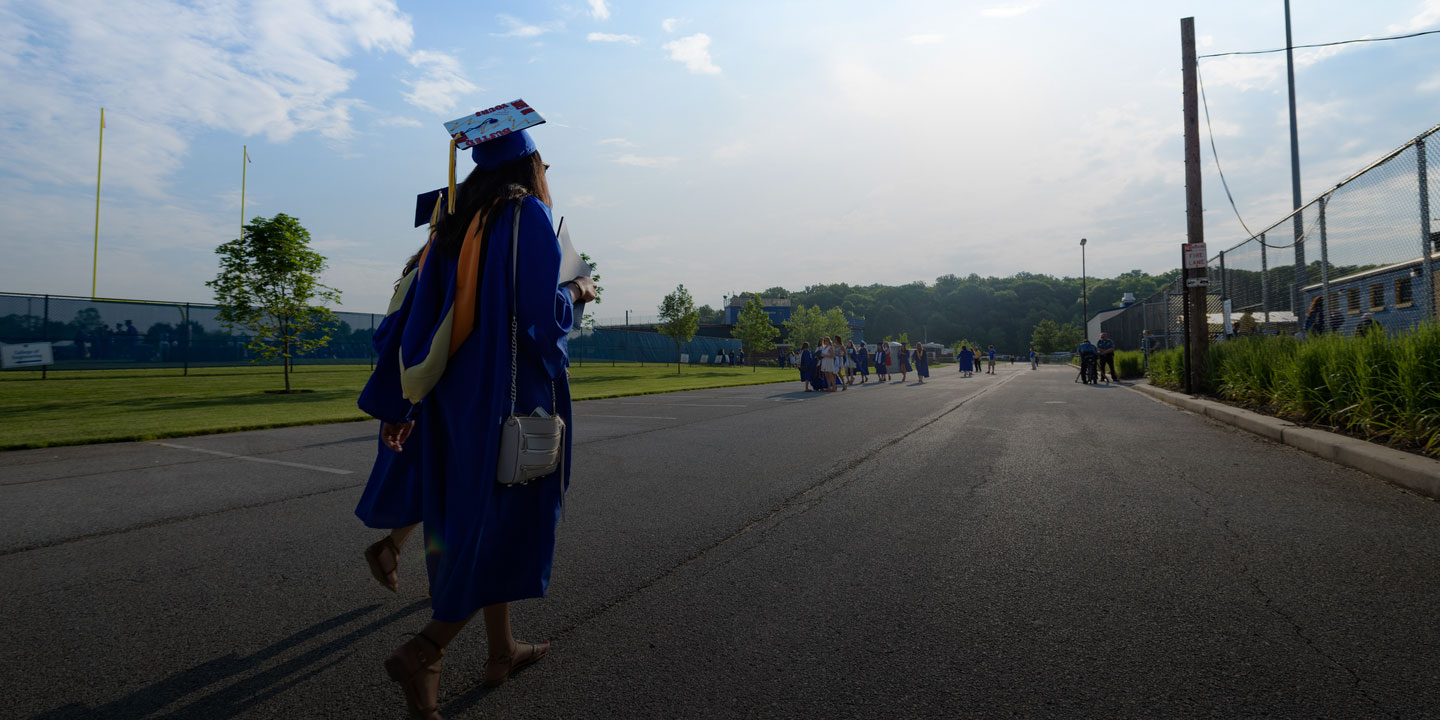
[31,599,429,720]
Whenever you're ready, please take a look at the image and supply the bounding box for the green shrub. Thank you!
[1148,348,1184,388]
[1156,325,1440,458]
[1114,350,1145,379]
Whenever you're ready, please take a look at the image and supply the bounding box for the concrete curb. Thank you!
[1131,382,1440,500]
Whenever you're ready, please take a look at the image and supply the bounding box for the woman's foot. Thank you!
[385,634,444,720]
[365,536,401,593]
[482,640,551,688]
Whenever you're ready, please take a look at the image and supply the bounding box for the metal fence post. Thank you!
[1260,233,1270,325]
[42,294,50,380]
[183,303,191,376]
[1420,137,1435,321]
[1218,251,1227,301]
[1319,196,1330,323]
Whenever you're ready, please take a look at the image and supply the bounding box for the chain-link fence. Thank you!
[0,292,746,372]
[568,328,742,366]
[0,292,384,371]
[1104,123,1439,351]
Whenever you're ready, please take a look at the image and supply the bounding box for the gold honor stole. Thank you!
[398,209,489,404]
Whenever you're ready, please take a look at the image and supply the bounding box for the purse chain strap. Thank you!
[507,200,556,416]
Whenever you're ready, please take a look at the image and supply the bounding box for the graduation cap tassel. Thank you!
[447,140,457,215]
[430,193,444,228]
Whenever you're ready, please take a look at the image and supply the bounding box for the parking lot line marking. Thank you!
[579,414,678,420]
[598,401,747,408]
[155,443,354,475]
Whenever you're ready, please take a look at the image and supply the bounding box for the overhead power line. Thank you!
[1196,69,1256,240]
[1198,28,1440,59]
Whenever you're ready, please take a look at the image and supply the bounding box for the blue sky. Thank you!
[1,0,1438,321]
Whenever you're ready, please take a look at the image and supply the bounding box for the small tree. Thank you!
[578,252,603,330]
[207,213,341,392]
[782,304,824,348]
[820,307,853,343]
[731,295,779,372]
[1056,322,1086,350]
[1030,318,1061,353]
[657,283,699,374]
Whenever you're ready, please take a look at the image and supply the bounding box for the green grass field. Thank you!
[0,363,796,450]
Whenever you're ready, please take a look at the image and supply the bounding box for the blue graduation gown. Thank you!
[857,348,868,375]
[798,349,813,382]
[960,350,975,371]
[356,196,575,622]
[916,351,929,377]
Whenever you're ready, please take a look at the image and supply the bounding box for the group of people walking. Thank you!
[795,338,931,391]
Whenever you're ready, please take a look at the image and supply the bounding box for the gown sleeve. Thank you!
[395,240,464,404]
[513,197,574,380]
[357,269,421,424]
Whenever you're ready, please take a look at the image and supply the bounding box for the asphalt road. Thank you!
[3,363,1438,719]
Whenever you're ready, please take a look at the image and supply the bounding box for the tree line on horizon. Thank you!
[700,268,1182,354]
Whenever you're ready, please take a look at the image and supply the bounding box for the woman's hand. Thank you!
[381,421,414,452]
[566,275,598,303]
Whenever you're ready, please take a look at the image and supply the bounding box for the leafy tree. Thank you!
[782,304,825,348]
[1030,319,1061,353]
[696,304,723,324]
[820,307,852,343]
[761,286,790,297]
[206,213,341,392]
[657,283,699,374]
[731,295,779,371]
[1055,322,1085,350]
[578,252,603,330]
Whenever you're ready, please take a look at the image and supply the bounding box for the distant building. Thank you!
[723,294,792,325]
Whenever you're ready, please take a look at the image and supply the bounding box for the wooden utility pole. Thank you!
[1181,17,1208,393]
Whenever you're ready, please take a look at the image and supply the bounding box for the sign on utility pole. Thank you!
[1181,17,1208,394]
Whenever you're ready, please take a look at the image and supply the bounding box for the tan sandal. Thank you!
[482,640,550,688]
[364,536,400,593]
[384,633,444,720]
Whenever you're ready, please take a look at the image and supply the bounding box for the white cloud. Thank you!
[662,33,721,75]
[588,32,640,44]
[661,17,681,33]
[905,34,944,46]
[1421,72,1440,92]
[981,3,1038,18]
[711,140,751,165]
[493,14,558,39]
[1388,0,1440,33]
[570,194,607,208]
[402,50,476,114]
[598,137,637,147]
[377,116,423,128]
[587,0,611,21]
[0,0,415,197]
[615,154,679,169]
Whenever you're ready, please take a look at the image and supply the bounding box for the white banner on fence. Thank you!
[1,342,54,368]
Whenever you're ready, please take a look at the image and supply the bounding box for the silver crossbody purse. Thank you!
[497,202,566,486]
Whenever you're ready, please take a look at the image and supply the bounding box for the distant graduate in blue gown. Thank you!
[354,120,597,716]
[798,342,814,391]
[959,346,976,377]
[914,343,929,383]
[857,343,869,383]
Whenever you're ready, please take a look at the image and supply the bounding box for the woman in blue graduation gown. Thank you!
[355,129,597,718]
[914,342,929,383]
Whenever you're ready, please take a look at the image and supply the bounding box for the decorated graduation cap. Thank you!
[414,99,546,227]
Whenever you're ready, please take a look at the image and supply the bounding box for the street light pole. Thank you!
[1080,237,1089,341]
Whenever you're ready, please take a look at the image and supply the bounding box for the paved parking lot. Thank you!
[4,365,1439,718]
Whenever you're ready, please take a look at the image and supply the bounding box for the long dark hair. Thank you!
[400,151,550,278]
